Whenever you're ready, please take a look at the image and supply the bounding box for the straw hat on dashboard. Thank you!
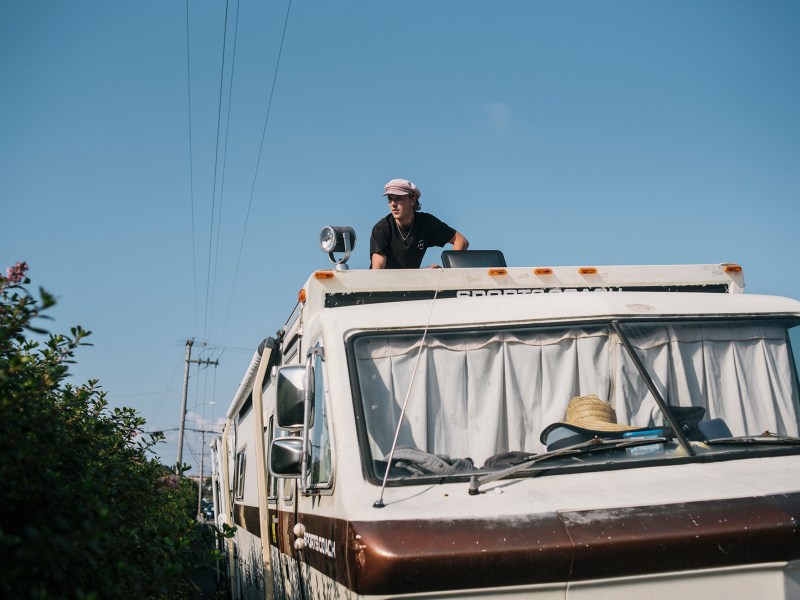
[539,394,642,450]
[564,394,638,432]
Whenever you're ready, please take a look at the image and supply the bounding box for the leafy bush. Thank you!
[0,263,215,599]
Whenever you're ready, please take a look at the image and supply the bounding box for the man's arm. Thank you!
[449,231,469,250]
[371,253,387,269]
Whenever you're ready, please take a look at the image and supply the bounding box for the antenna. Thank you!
[373,270,443,508]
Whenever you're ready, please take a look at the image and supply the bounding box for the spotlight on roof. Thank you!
[319,226,356,270]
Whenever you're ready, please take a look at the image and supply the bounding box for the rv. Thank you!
[213,229,800,599]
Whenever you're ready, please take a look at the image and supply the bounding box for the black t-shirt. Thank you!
[369,212,456,269]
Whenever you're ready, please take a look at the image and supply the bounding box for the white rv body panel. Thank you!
[228,393,268,599]
[214,263,800,599]
[285,561,800,600]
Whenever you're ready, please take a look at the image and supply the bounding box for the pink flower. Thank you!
[156,473,181,491]
[5,261,28,284]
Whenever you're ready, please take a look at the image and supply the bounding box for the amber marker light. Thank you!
[579,267,598,275]
[298,289,307,303]
[723,264,743,273]
[534,268,553,276]
[314,270,335,279]
[488,268,507,276]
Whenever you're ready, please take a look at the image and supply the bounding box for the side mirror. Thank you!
[270,437,303,478]
[276,365,311,430]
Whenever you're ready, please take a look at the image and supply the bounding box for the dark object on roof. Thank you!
[441,250,507,268]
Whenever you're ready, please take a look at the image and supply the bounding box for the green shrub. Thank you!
[0,263,215,599]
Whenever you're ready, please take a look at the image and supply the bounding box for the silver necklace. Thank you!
[396,215,414,243]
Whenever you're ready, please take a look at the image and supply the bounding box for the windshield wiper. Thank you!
[706,432,800,446]
[468,436,667,495]
[612,321,695,457]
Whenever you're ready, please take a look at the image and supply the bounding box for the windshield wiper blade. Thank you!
[468,436,667,495]
[612,321,695,457]
[706,432,800,445]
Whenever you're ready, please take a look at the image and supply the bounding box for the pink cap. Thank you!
[383,178,421,199]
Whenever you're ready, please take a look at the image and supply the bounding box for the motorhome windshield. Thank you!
[351,318,800,482]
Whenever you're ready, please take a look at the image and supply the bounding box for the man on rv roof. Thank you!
[370,178,469,269]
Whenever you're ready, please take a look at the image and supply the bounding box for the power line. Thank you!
[221,0,294,343]
[210,0,242,347]
[185,0,199,336]
[185,436,198,465]
[203,0,232,343]
[149,427,221,434]
[116,389,181,400]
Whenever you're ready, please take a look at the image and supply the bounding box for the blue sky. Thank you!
[2,1,799,474]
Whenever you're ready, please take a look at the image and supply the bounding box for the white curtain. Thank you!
[615,322,799,440]
[354,322,800,466]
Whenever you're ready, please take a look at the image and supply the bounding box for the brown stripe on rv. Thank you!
[276,492,800,596]
[232,503,260,539]
[347,513,572,594]
[563,493,800,581]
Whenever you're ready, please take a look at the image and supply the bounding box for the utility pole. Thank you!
[176,339,219,476]
[176,340,193,473]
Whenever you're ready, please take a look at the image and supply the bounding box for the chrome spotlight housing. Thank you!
[319,226,356,270]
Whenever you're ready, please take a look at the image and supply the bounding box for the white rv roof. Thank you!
[317,291,800,335]
[298,263,746,317]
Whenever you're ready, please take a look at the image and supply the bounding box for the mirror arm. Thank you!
[299,346,325,495]
[300,356,312,494]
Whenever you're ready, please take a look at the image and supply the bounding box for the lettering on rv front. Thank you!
[304,532,336,558]
[456,287,623,297]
